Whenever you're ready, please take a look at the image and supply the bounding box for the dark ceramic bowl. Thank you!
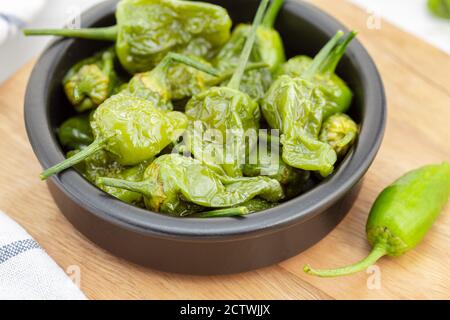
[24,0,386,274]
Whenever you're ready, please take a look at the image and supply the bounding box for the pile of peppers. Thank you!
[25,0,361,218]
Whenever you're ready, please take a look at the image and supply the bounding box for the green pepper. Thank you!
[304,162,450,277]
[319,113,358,158]
[213,0,286,101]
[237,198,277,214]
[184,0,270,177]
[40,94,188,180]
[166,55,215,102]
[24,0,232,74]
[58,114,94,150]
[244,133,310,187]
[124,52,219,110]
[169,60,269,102]
[262,31,356,177]
[275,32,356,119]
[68,149,147,205]
[428,0,450,19]
[63,48,122,112]
[97,153,284,216]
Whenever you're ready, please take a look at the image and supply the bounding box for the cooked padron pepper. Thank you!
[24,0,232,73]
[213,0,285,101]
[40,94,188,180]
[63,47,123,112]
[67,149,147,205]
[97,154,283,216]
[124,52,219,110]
[184,0,270,177]
[304,162,450,277]
[428,0,450,19]
[319,113,358,158]
[275,31,356,119]
[58,113,94,150]
[244,133,310,187]
[262,31,356,177]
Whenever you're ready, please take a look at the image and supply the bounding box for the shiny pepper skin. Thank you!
[63,48,122,112]
[305,163,450,277]
[319,113,359,158]
[97,154,284,216]
[276,55,353,119]
[262,75,337,177]
[24,0,232,74]
[58,113,94,150]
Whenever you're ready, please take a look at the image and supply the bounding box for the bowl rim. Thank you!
[24,0,386,241]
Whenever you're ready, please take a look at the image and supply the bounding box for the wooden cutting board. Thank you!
[0,0,449,299]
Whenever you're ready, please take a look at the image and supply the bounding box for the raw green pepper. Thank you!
[67,149,147,205]
[124,52,219,110]
[213,0,286,101]
[428,0,450,19]
[24,0,232,73]
[58,114,94,150]
[262,31,356,177]
[319,113,358,158]
[304,162,450,277]
[184,0,270,177]
[40,94,188,180]
[97,153,283,216]
[275,32,356,119]
[63,48,122,112]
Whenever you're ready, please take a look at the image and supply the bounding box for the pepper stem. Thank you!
[40,138,106,180]
[303,243,387,277]
[207,62,268,86]
[96,177,154,197]
[197,207,249,218]
[262,0,285,28]
[302,31,344,81]
[319,31,357,75]
[23,26,118,41]
[153,52,219,77]
[227,0,270,90]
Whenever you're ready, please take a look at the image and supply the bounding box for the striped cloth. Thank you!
[0,210,86,300]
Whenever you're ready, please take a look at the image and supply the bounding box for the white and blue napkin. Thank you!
[0,210,86,300]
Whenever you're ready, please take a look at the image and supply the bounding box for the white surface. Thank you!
[350,0,450,54]
[0,0,103,84]
[0,210,86,300]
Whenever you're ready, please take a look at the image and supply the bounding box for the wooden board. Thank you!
[0,0,449,299]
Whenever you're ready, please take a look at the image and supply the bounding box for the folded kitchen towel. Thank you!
[0,210,86,300]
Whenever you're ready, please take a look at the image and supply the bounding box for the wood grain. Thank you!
[0,0,449,299]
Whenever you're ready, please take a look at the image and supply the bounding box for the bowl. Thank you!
[24,0,386,275]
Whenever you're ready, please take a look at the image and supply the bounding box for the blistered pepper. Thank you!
[275,31,356,119]
[244,133,310,187]
[184,0,270,177]
[124,52,219,110]
[304,162,450,277]
[58,113,94,150]
[41,94,188,180]
[319,113,358,158]
[24,0,232,73]
[213,0,286,101]
[67,149,147,205]
[97,153,283,216]
[262,31,356,177]
[63,47,122,112]
[428,0,450,19]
